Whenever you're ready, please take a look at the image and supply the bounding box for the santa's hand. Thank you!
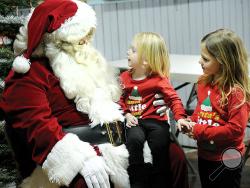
[80,156,113,188]
[153,93,167,116]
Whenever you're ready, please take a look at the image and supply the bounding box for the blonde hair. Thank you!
[132,32,170,77]
[199,28,250,107]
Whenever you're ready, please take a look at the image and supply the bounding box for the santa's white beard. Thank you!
[45,43,124,126]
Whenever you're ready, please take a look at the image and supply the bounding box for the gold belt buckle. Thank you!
[104,121,123,146]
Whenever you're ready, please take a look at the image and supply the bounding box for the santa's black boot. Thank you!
[128,164,151,188]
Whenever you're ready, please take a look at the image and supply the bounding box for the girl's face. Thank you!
[127,44,139,69]
[199,44,221,77]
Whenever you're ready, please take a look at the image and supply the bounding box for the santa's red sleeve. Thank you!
[1,62,96,186]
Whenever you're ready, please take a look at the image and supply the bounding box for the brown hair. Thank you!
[199,28,250,107]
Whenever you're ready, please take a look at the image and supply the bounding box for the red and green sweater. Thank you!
[119,71,186,122]
[190,83,249,161]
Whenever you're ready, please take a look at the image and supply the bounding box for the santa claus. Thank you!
[0,0,189,187]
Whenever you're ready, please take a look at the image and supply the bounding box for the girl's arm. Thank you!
[159,78,186,120]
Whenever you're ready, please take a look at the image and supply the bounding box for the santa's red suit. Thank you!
[0,0,189,187]
[1,57,130,188]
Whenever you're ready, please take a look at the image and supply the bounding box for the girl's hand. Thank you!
[184,122,196,139]
[177,118,192,132]
[125,113,138,128]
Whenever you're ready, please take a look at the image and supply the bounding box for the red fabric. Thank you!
[168,142,189,188]
[25,0,77,58]
[93,145,102,156]
[190,83,249,161]
[67,174,88,188]
[1,58,90,167]
[119,71,186,121]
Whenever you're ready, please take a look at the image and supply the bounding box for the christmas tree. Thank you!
[0,0,35,84]
[0,0,38,186]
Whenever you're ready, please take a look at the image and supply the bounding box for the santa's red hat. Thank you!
[13,0,96,74]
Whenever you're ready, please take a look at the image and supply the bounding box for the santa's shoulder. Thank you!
[6,58,55,87]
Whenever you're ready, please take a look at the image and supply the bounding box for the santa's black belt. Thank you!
[63,122,125,146]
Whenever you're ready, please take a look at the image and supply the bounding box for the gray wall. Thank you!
[92,0,250,60]
[91,0,250,146]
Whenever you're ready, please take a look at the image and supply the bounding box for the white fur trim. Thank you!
[98,143,130,188]
[46,43,123,126]
[42,133,96,186]
[55,0,96,43]
[143,141,153,164]
[20,166,59,188]
[89,88,124,127]
[12,55,31,74]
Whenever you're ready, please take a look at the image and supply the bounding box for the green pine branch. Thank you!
[0,48,13,59]
[0,60,12,80]
[0,46,14,79]
[0,0,39,16]
[0,122,19,185]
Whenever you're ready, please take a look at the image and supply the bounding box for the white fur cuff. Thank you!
[98,143,130,188]
[42,133,96,186]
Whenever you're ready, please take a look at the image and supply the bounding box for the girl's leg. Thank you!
[125,125,148,188]
[141,119,170,188]
[125,125,145,165]
[198,157,242,188]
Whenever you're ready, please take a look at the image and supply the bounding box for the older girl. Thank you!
[185,29,250,188]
